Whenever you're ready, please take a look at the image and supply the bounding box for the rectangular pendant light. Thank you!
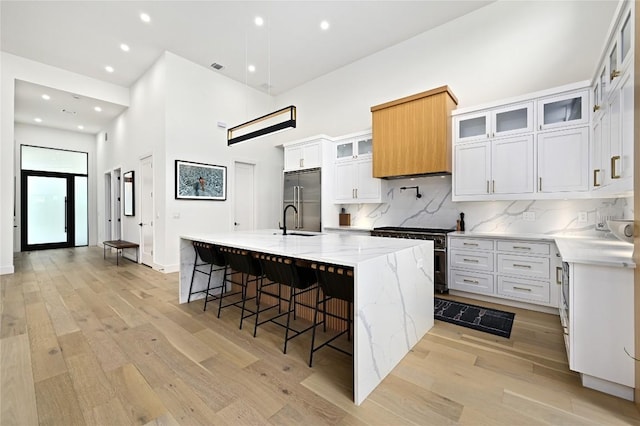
[227,105,296,145]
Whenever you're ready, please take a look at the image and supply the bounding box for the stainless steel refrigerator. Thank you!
[283,168,321,232]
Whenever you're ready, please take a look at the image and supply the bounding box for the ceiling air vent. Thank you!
[210,62,224,70]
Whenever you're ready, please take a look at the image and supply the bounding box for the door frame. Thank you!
[139,154,154,266]
[232,159,257,232]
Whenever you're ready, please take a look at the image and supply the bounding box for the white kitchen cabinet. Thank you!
[334,137,386,204]
[336,135,373,161]
[454,102,533,143]
[568,262,634,400]
[448,235,560,309]
[284,140,322,171]
[537,90,589,131]
[537,127,589,193]
[454,135,533,198]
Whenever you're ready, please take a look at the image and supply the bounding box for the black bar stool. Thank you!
[187,241,228,311]
[217,247,263,330]
[253,254,318,354]
[308,262,354,367]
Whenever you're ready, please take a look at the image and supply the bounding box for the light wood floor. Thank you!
[1,247,639,425]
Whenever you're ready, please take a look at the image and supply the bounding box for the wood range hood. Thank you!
[371,85,458,179]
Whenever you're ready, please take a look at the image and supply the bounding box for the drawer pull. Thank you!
[463,279,479,284]
[513,286,532,292]
[513,264,532,269]
[556,266,562,284]
[463,242,479,246]
[512,246,531,250]
[463,258,479,263]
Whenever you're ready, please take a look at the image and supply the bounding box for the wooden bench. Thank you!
[103,240,139,266]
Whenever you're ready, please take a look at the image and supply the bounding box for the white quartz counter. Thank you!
[450,231,635,268]
[179,229,434,405]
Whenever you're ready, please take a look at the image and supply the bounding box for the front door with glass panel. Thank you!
[20,145,88,251]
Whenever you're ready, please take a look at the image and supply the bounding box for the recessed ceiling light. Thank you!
[34,118,42,123]
[320,20,330,30]
[94,106,103,112]
[77,125,84,130]
[248,64,256,73]
[120,43,130,52]
[140,13,151,23]
[105,65,114,73]
[41,94,50,100]
[254,16,264,26]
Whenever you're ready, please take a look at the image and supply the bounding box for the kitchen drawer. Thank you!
[497,276,550,304]
[496,240,550,255]
[450,269,494,295]
[450,249,494,272]
[449,238,494,251]
[497,254,549,279]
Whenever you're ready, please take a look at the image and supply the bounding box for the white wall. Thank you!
[0,52,129,274]
[99,52,281,271]
[272,1,616,140]
[97,54,167,267]
[14,123,98,250]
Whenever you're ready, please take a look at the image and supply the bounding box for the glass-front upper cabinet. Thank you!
[491,102,533,138]
[620,11,632,65]
[335,135,373,160]
[537,90,589,131]
[455,111,490,143]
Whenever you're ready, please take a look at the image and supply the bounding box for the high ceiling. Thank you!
[3,1,494,134]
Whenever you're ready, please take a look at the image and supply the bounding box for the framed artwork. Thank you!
[175,160,227,200]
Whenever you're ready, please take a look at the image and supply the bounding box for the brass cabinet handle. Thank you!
[463,279,479,284]
[513,286,532,292]
[611,156,621,179]
[556,266,562,284]
[462,258,479,263]
[611,69,621,80]
[463,242,479,246]
[593,169,601,187]
[593,105,600,112]
[299,158,304,168]
[513,264,532,269]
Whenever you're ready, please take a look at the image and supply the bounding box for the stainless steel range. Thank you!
[371,227,454,294]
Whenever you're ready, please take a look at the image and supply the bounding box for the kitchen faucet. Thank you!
[281,204,298,235]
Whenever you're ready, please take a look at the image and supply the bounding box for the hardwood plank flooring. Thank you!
[1,246,639,425]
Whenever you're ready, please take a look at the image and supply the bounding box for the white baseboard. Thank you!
[0,264,15,275]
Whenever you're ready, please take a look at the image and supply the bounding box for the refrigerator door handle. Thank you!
[293,185,299,228]
[297,186,303,228]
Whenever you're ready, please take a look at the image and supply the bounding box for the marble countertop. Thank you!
[181,229,432,267]
[449,231,635,268]
[324,226,372,233]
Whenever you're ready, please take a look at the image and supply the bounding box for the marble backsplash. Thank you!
[341,175,633,236]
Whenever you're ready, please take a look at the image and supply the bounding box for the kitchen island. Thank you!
[179,229,434,405]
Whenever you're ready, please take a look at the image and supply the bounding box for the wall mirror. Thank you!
[123,170,135,216]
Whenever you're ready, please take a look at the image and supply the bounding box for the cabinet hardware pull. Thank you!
[539,124,542,131]
[492,180,495,193]
[463,242,479,246]
[556,266,562,284]
[610,69,621,80]
[463,258,479,263]
[611,156,621,179]
[300,158,304,168]
[487,134,490,138]
[463,279,479,284]
[492,132,495,138]
[513,264,532,268]
[593,169,601,187]
[512,246,531,250]
[593,105,600,112]
[486,180,490,193]
[538,177,542,191]
[355,188,358,198]
[513,286,532,292]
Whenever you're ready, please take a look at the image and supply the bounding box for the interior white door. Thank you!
[140,156,154,265]
[233,162,255,231]
[104,172,112,241]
